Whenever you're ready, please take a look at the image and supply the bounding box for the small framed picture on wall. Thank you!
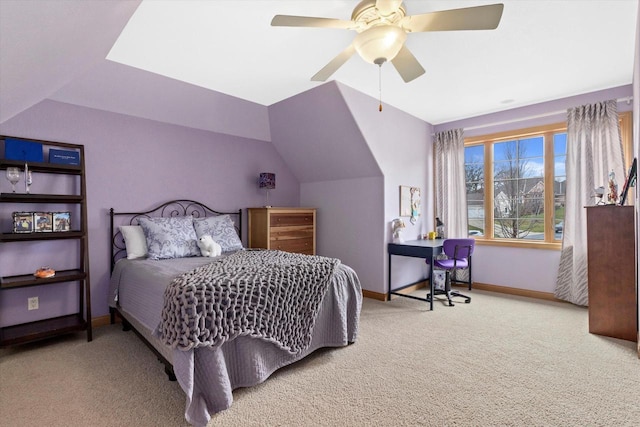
[399,185,421,224]
[13,212,34,233]
[53,212,71,232]
[34,212,53,232]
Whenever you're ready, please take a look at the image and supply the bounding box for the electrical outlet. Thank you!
[28,296,39,310]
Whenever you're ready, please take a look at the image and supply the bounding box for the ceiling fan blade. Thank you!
[391,45,425,83]
[271,15,357,30]
[402,3,504,32]
[375,0,403,16]
[311,44,356,82]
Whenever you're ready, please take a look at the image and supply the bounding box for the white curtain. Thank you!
[555,100,625,306]
[434,128,467,238]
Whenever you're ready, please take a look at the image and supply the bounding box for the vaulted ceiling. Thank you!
[1,0,638,139]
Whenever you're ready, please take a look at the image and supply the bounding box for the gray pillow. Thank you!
[193,215,243,253]
[138,216,200,260]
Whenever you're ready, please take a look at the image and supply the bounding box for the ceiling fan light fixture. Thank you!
[353,25,406,64]
[272,1,504,83]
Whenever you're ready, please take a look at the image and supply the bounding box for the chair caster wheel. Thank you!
[465,300,471,304]
[448,302,455,307]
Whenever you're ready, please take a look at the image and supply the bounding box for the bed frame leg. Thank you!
[164,364,177,381]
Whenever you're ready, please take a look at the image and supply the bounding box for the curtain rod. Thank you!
[437,96,633,133]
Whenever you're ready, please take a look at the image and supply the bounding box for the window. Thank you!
[464,113,633,248]
[492,136,545,239]
[464,145,484,237]
[465,125,563,244]
[464,112,632,248]
[553,133,566,239]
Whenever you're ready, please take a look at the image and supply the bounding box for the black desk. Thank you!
[388,239,444,311]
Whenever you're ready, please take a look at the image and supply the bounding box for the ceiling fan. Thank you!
[271,0,504,83]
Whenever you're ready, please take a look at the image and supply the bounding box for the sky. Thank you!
[465,133,567,181]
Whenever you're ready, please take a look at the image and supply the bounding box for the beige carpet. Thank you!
[1,290,638,427]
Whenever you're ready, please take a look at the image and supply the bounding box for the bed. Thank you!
[108,200,362,426]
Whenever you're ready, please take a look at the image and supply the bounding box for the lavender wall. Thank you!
[2,21,637,328]
[268,82,381,183]
[438,85,634,138]
[338,83,434,294]
[269,81,433,295]
[301,177,385,291]
[50,60,272,142]
[0,99,299,327]
[434,85,634,294]
[269,82,385,293]
[0,0,141,123]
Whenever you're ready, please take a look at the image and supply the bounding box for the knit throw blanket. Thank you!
[158,250,340,353]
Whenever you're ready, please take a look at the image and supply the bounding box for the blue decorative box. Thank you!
[49,149,80,165]
[4,138,44,162]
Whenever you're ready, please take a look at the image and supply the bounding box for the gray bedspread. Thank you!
[109,251,362,426]
[159,250,341,353]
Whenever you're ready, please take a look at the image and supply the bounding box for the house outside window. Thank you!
[492,136,545,240]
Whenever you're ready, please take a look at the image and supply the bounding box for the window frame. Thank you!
[463,112,632,250]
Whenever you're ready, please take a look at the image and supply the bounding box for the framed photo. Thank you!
[53,212,71,232]
[34,212,53,232]
[13,212,34,233]
[399,185,421,223]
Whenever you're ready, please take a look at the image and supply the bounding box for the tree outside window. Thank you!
[465,145,484,236]
[492,137,544,239]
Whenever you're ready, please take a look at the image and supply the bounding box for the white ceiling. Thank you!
[106,0,639,125]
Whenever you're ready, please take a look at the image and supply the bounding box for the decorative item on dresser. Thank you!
[258,172,276,207]
[0,135,91,347]
[248,207,316,255]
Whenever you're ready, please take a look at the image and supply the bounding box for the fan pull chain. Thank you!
[378,63,383,112]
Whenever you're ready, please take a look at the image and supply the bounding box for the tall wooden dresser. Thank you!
[248,207,316,255]
[586,205,637,342]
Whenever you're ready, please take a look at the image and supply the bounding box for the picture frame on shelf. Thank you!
[34,212,53,232]
[53,212,71,232]
[12,212,34,233]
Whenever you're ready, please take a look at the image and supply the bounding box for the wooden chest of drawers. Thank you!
[586,205,637,342]
[247,207,316,255]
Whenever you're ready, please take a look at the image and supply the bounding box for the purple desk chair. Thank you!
[426,238,474,307]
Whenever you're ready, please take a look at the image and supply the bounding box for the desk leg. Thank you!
[387,252,392,302]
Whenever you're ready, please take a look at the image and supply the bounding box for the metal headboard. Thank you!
[109,199,242,272]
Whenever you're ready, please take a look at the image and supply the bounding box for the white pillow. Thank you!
[119,225,148,259]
